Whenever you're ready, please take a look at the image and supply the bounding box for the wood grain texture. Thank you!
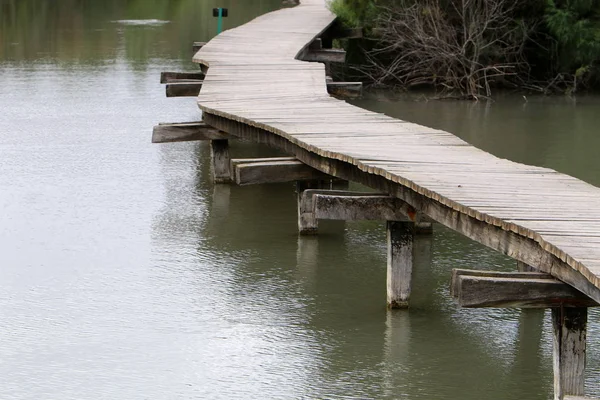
[233,159,331,185]
[452,274,598,308]
[553,307,587,399]
[188,0,600,303]
[313,194,414,221]
[387,221,414,308]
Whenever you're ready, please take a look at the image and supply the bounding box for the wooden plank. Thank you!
[450,269,552,298]
[301,49,346,63]
[160,71,205,83]
[313,194,414,222]
[152,122,231,143]
[232,158,332,186]
[326,82,362,99]
[166,82,203,97]
[553,307,587,400]
[451,271,597,308]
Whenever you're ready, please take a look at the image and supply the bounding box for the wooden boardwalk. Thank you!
[193,0,600,305]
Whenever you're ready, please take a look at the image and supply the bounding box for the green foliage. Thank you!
[328,0,377,28]
[545,0,600,71]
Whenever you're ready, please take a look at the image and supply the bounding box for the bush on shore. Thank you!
[329,0,600,97]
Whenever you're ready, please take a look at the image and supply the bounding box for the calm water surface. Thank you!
[1,1,600,399]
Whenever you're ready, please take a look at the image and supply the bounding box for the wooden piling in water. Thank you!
[210,139,231,184]
[387,221,415,309]
[553,306,587,400]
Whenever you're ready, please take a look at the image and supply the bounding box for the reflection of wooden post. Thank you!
[552,306,587,400]
[210,139,231,183]
[387,221,415,309]
[211,182,231,220]
[296,236,319,286]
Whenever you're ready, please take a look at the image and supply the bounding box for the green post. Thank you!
[217,8,223,34]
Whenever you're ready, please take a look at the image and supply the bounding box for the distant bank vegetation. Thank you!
[329,0,600,98]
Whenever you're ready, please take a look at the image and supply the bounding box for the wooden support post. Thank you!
[553,306,587,400]
[296,181,332,235]
[210,139,231,184]
[387,221,415,309]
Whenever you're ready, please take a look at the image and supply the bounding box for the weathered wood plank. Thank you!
[232,158,332,186]
[160,71,205,84]
[451,271,598,308]
[553,307,587,400]
[152,122,231,143]
[450,268,552,298]
[298,189,389,234]
[301,49,346,63]
[313,194,415,222]
[166,82,203,97]
[326,82,362,99]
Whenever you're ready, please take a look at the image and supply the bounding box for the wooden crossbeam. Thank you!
[165,79,360,99]
[166,81,203,97]
[231,157,332,186]
[152,122,231,143]
[193,41,207,53]
[451,269,598,308]
[327,82,362,99]
[313,194,415,222]
[160,72,205,84]
[298,189,387,234]
[301,49,346,63]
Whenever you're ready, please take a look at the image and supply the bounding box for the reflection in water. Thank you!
[2,0,600,398]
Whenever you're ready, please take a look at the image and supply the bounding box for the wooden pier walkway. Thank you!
[157,0,600,398]
[193,1,600,303]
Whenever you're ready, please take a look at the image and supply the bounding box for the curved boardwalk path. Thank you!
[193,0,600,304]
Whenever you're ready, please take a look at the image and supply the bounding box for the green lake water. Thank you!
[2,1,600,399]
